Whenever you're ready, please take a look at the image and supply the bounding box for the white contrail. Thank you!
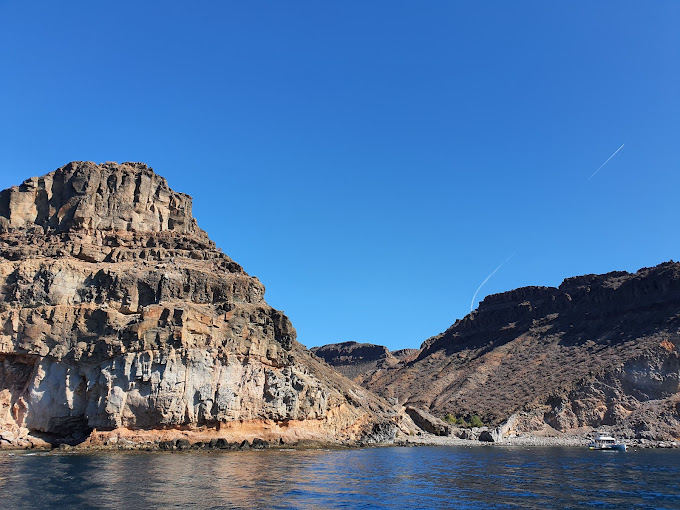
[470,254,515,312]
[587,144,624,181]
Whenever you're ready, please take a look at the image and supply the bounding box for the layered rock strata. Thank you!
[0,161,404,448]
[322,263,680,441]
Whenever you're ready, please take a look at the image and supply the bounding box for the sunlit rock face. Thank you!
[0,161,401,448]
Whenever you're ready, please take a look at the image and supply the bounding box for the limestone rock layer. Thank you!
[0,161,400,447]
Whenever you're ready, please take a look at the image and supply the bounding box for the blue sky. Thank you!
[1,2,678,350]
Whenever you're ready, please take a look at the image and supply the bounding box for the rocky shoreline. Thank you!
[2,430,679,452]
[399,433,680,449]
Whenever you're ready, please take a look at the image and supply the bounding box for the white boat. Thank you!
[588,435,626,451]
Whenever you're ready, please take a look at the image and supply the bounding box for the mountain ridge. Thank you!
[317,261,680,441]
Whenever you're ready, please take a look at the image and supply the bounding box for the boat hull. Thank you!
[589,444,626,451]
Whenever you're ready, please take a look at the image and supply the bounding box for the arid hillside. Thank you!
[320,263,680,440]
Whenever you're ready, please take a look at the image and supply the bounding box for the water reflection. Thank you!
[1,447,680,509]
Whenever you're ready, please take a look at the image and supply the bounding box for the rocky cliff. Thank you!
[322,263,680,441]
[0,161,405,448]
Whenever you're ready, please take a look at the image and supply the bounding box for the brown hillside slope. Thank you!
[358,263,680,440]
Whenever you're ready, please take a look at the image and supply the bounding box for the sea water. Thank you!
[1,446,680,509]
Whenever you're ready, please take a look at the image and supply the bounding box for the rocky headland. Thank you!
[318,263,680,444]
[0,161,411,450]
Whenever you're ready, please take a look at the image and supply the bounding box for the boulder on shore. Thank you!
[404,406,451,436]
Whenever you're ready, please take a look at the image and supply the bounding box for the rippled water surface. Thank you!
[2,446,680,509]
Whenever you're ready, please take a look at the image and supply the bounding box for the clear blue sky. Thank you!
[1,2,678,351]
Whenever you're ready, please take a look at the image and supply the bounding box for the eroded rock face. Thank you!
[339,263,680,441]
[0,161,200,235]
[0,162,402,447]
